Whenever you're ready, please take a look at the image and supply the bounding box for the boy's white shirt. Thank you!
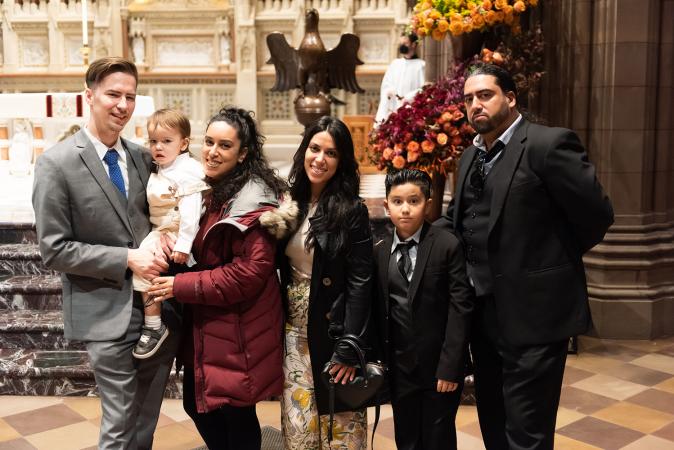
[390,223,424,282]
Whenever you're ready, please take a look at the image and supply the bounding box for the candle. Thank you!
[82,0,88,46]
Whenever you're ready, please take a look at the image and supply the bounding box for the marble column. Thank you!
[542,0,674,338]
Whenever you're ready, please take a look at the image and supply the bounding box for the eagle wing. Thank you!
[266,32,299,92]
[326,34,365,93]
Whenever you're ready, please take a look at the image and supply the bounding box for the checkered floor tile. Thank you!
[0,336,673,449]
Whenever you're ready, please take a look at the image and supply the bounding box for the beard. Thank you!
[470,106,511,134]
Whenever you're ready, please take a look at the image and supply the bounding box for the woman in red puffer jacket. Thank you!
[149,106,297,450]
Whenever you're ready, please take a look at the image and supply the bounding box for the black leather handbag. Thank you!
[320,334,387,446]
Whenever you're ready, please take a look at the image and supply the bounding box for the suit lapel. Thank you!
[488,120,528,236]
[377,234,393,315]
[453,146,478,229]
[407,223,432,304]
[77,130,134,237]
[123,138,150,190]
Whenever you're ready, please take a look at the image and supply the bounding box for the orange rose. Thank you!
[429,10,441,19]
[529,0,539,6]
[421,140,435,153]
[482,0,493,10]
[436,133,448,145]
[382,147,394,160]
[485,10,497,25]
[494,0,508,9]
[462,23,473,34]
[449,21,463,36]
[450,13,462,22]
[394,143,403,153]
[432,28,446,41]
[417,28,428,37]
[441,111,453,123]
[504,12,514,25]
[407,150,420,162]
[452,110,465,121]
[392,155,406,169]
[424,18,435,29]
[407,141,420,153]
[437,19,449,33]
[513,1,526,12]
[472,14,485,29]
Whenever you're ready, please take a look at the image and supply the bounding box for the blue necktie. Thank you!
[103,149,126,197]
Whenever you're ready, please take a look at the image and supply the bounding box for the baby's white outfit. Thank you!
[133,153,210,291]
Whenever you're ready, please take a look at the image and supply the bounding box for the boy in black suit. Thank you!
[373,169,474,450]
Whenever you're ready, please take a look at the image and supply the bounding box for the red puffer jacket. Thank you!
[173,179,295,413]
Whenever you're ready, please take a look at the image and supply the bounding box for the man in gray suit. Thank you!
[32,57,180,449]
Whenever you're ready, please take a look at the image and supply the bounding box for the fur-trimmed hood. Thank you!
[259,193,299,240]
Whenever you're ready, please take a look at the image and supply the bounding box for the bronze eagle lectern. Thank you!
[266,8,364,127]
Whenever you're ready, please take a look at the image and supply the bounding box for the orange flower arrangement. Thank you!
[411,0,539,40]
[368,62,474,174]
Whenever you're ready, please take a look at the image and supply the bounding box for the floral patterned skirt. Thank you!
[281,279,368,450]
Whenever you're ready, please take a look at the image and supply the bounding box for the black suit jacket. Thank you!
[436,119,614,346]
[373,223,473,387]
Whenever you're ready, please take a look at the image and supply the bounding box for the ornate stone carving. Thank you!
[359,32,389,63]
[20,37,49,67]
[207,90,235,115]
[240,28,254,71]
[65,36,85,66]
[94,28,111,59]
[216,15,232,66]
[155,38,214,67]
[128,17,147,65]
[264,91,292,120]
[163,90,193,116]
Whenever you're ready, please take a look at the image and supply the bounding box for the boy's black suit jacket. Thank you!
[372,222,474,388]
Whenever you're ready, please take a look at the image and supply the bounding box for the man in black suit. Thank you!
[373,169,474,450]
[437,63,613,450]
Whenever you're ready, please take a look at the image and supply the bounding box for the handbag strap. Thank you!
[328,379,335,443]
[335,334,369,378]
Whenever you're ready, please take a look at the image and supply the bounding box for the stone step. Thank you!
[0,243,54,277]
[0,222,37,245]
[0,310,84,350]
[0,348,182,397]
[0,274,62,310]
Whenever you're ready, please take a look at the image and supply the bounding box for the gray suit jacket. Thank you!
[32,129,153,341]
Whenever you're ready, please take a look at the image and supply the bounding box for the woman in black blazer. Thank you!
[278,116,373,449]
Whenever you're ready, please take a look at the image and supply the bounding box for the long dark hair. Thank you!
[206,106,287,211]
[288,116,360,256]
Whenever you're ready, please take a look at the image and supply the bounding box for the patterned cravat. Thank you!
[103,149,126,197]
[396,240,417,282]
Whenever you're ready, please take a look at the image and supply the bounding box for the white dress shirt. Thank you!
[84,127,129,194]
[390,224,424,282]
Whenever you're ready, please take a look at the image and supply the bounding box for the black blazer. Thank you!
[372,223,473,387]
[279,200,374,415]
[437,119,614,346]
